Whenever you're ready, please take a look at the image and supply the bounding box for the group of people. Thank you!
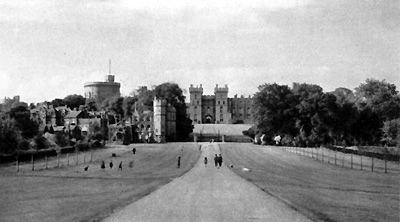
[94,147,138,172]
[204,154,223,168]
[100,160,123,170]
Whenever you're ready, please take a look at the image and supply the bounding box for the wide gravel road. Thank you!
[104,143,310,222]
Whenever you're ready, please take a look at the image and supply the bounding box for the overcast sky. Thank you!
[0,0,399,103]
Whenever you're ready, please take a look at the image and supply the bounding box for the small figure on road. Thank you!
[214,154,218,168]
[109,161,113,169]
[218,154,223,167]
[204,157,208,166]
[118,161,123,170]
[101,160,105,169]
[84,165,89,171]
[132,147,136,155]
[177,156,181,168]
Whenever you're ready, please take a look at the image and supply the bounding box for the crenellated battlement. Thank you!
[189,84,203,93]
[214,84,228,94]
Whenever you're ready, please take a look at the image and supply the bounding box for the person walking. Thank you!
[132,147,136,155]
[101,160,105,170]
[204,157,208,167]
[214,154,218,168]
[109,161,113,169]
[118,161,123,170]
[177,156,181,168]
[218,154,223,167]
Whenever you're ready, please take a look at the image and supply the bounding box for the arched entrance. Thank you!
[204,115,213,124]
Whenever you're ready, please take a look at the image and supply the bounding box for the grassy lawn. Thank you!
[0,143,200,222]
[221,143,400,222]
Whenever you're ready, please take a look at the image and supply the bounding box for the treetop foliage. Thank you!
[252,79,400,147]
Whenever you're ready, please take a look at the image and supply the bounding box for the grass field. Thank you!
[221,143,400,222]
[0,143,200,222]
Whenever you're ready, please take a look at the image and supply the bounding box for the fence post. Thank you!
[351,153,353,169]
[90,151,93,162]
[384,155,387,173]
[16,158,19,172]
[322,148,324,163]
[67,153,69,166]
[371,156,374,172]
[57,154,60,168]
[312,148,314,159]
[31,153,34,171]
[45,154,48,169]
[334,150,337,166]
[342,154,345,168]
[76,151,78,166]
[360,154,363,170]
[84,154,86,164]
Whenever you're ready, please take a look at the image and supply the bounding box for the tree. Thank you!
[85,99,98,111]
[102,96,125,122]
[154,82,193,140]
[0,118,21,154]
[355,79,400,120]
[381,119,400,147]
[63,94,85,110]
[9,103,38,139]
[123,96,137,121]
[50,98,65,107]
[253,83,298,141]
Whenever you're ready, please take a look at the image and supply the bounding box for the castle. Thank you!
[187,84,253,124]
[84,75,121,103]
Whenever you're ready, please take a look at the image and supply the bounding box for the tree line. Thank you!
[248,79,400,147]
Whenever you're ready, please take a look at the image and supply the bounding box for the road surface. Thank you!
[104,143,311,222]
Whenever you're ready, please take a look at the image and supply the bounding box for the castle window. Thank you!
[220,106,223,110]
[220,119,223,122]
[223,101,225,105]
[218,101,220,105]
[197,101,199,105]
[194,106,197,109]
[195,94,197,99]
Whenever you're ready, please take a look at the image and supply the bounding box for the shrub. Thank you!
[55,132,68,147]
[34,135,49,150]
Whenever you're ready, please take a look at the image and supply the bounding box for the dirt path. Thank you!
[104,143,311,222]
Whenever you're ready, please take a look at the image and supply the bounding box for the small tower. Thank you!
[214,84,229,124]
[189,84,203,124]
[153,98,167,143]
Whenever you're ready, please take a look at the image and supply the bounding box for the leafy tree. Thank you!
[29,103,36,110]
[355,79,400,120]
[253,83,298,140]
[102,96,125,122]
[332,87,355,105]
[9,103,38,139]
[50,98,65,107]
[123,96,137,120]
[63,94,85,110]
[154,82,193,140]
[0,118,21,154]
[381,119,400,147]
[85,99,98,111]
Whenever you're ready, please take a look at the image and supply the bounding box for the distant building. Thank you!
[0,96,20,111]
[187,84,253,124]
[84,75,121,104]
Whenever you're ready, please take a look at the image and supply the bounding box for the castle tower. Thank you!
[153,98,167,143]
[214,84,230,124]
[189,84,203,124]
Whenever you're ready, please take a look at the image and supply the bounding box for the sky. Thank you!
[0,0,399,103]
